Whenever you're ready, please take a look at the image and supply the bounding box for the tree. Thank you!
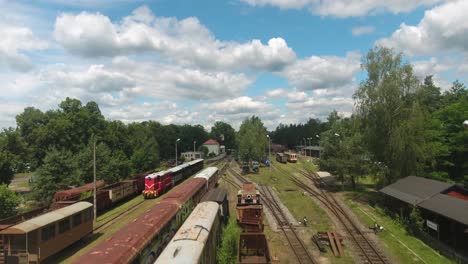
[34,148,80,204]
[0,185,20,219]
[77,141,130,184]
[237,116,268,161]
[211,121,237,149]
[354,47,429,184]
[426,94,468,182]
[319,115,370,188]
[417,75,441,113]
[0,151,15,185]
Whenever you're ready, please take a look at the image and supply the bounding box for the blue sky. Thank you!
[1,0,467,129]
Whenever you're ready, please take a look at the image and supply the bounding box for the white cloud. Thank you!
[54,6,296,71]
[241,0,442,17]
[45,64,136,92]
[202,96,281,129]
[377,0,468,56]
[111,57,253,100]
[351,26,375,36]
[0,23,47,71]
[281,52,360,91]
[286,95,354,119]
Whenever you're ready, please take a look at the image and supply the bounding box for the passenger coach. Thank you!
[0,202,93,264]
[155,201,222,264]
[194,167,219,190]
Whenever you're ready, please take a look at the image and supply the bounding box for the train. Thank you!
[51,171,151,211]
[143,159,204,199]
[154,201,222,264]
[236,182,263,232]
[284,152,298,163]
[73,166,219,264]
[236,182,271,264]
[0,202,94,264]
[276,153,287,163]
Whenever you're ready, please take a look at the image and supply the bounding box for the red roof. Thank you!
[202,139,219,145]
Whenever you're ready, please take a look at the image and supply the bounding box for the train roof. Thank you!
[163,178,206,205]
[73,202,179,264]
[187,158,204,165]
[154,201,219,264]
[167,163,190,173]
[54,181,105,199]
[146,170,168,179]
[194,167,218,179]
[0,202,93,235]
[201,188,227,203]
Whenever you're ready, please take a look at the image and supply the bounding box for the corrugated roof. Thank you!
[419,194,468,225]
[155,201,219,264]
[202,188,227,203]
[379,176,453,205]
[202,139,219,145]
[0,202,93,234]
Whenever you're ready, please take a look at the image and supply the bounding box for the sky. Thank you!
[1,0,467,130]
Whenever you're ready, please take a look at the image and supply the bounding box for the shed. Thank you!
[379,176,453,205]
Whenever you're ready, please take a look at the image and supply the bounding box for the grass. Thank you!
[243,160,354,263]
[343,191,455,264]
[13,172,34,179]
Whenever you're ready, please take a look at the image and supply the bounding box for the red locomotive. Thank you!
[143,170,173,199]
[143,159,204,199]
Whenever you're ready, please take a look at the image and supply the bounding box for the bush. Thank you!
[218,218,240,264]
[0,184,20,219]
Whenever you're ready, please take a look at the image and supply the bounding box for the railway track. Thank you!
[93,199,146,233]
[273,163,389,264]
[227,164,317,264]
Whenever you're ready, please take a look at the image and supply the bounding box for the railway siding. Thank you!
[228,164,318,264]
[296,168,391,264]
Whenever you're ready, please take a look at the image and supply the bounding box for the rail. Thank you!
[273,163,389,263]
[227,163,317,264]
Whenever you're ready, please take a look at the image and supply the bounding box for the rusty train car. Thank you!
[50,171,151,211]
[0,202,94,264]
[276,153,287,163]
[236,182,263,232]
[73,166,217,264]
[236,182,271,264]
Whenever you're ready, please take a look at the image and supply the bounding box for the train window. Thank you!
[41,224,56,241]
[72,213,82,227]
[59,218,70,234]
[84,208,92,222]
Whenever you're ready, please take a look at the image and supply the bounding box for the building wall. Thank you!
[204,145,219,156]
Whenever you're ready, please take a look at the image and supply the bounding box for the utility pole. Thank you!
[193,140,196,153]
[175,138,180,166]
[266,135,271,168]
[93,136,97,223]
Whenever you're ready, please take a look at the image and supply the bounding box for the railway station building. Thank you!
[202,139,221,156]
[380,176,468,262]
